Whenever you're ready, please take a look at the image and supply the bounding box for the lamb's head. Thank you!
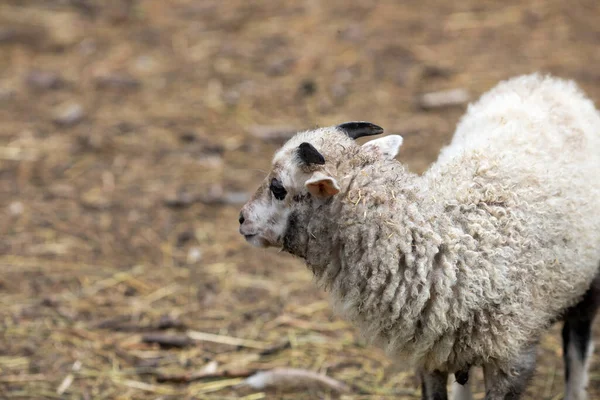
[239,122,403,249]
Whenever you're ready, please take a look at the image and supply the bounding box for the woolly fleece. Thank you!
[263,74,600,373]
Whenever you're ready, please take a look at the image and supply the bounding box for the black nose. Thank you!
[238,212,245,225]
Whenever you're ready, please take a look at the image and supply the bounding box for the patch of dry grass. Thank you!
[1,0,600,399]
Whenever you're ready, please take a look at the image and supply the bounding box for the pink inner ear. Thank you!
[307,179,340,197]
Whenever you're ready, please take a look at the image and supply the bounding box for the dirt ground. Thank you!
[1,1,600,399]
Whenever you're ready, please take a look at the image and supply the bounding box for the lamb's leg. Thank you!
[451,380,473,400]
[450,368,473,400]
[420,369,448,400]
[482,344,537,400]
[562,273,600,400]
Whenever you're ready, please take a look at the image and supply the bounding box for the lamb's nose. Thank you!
[238,211,245,225]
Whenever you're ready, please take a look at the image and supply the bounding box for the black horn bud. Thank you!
[298,142,325,165]
[336,121,384,139]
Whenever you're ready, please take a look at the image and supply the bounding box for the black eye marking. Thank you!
[270,178,287,200]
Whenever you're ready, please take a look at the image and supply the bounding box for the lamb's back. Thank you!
[417,74,600,368]
[435,74,600,172]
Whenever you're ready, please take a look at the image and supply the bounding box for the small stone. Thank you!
[95,73,141,90]
[417,88,470,110]
[53,103,85,127]
[9,201,24,216]
[25,70,63,90]
[187,247,202,264]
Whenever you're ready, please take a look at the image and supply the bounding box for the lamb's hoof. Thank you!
[455,368,469,385]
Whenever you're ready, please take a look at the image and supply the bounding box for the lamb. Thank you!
[238,74,600,400]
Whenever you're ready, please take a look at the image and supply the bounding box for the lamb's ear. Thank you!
[305,171,340,198]
[362,135,403,159]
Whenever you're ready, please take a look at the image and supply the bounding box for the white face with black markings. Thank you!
[238,171,295,248]
[239,122,403,249]
[238,139,328,249]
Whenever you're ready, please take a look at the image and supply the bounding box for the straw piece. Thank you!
[189,378,245,395]
[0,374,47,383]
[56,374,74,395]
[115,379,181,395]
[243,368,351,393]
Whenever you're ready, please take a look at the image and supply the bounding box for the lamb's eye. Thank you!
[270,178,287,200]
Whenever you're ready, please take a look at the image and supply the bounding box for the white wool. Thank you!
[241,74,600,374]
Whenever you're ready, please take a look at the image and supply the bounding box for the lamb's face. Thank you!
[239,122,403,249]
[236,158,301,248]
[238,127,346,248]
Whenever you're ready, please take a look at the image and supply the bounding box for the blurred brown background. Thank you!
[1,0,600,399]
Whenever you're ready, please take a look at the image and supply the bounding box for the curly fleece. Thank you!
[281,74,600,373]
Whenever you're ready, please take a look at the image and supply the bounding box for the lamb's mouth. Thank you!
[244,234,269,248]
